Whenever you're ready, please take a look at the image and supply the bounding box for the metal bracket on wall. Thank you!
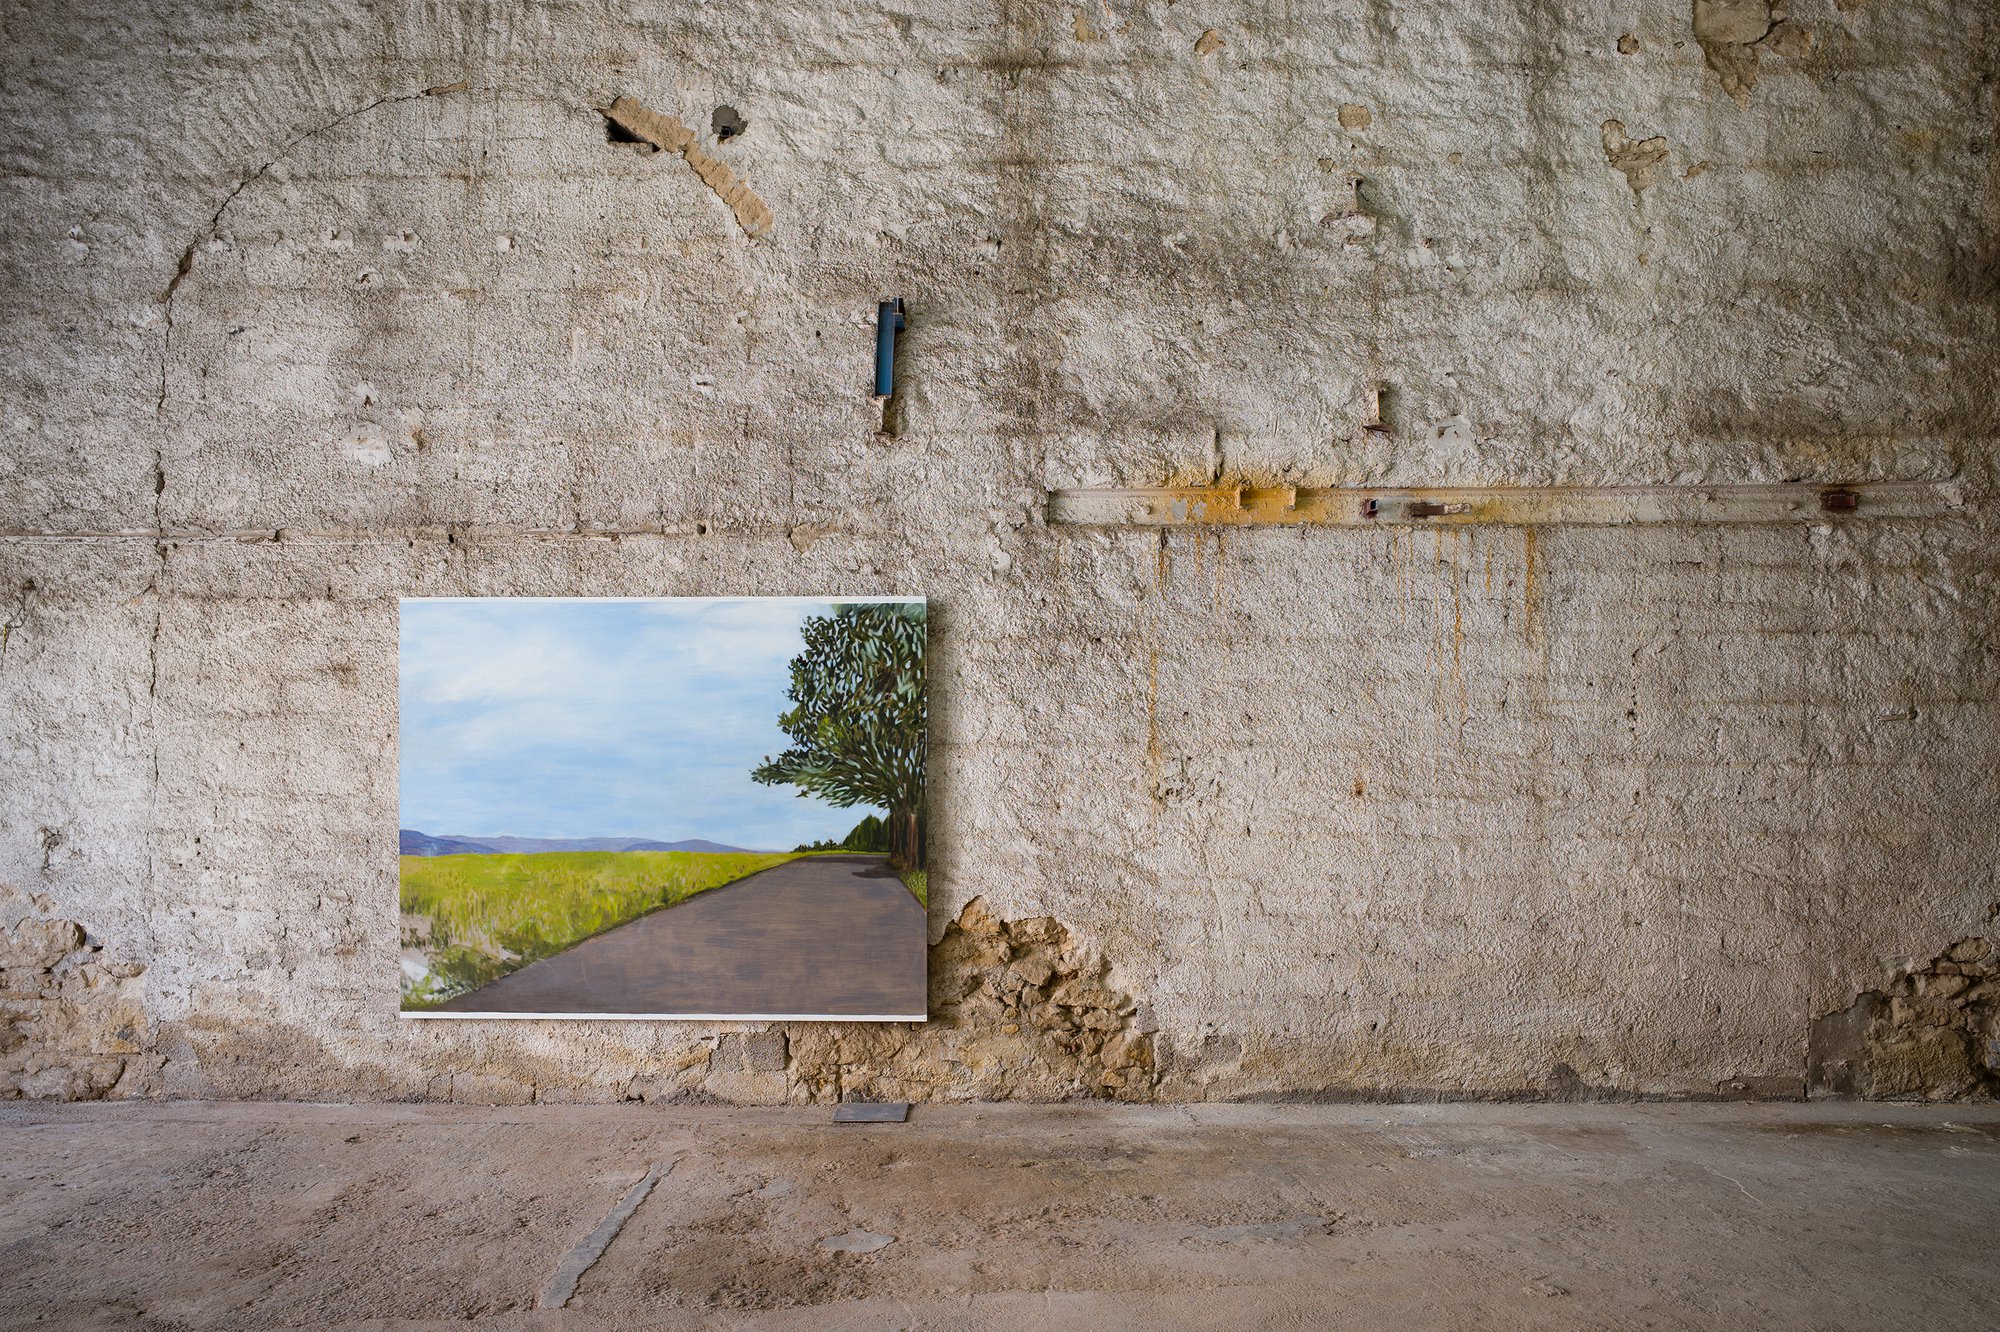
[1046,482,1963,529]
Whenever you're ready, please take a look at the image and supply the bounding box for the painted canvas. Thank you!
[397,597,927,1020]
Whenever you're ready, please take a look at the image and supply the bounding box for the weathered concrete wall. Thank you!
[2,0,1996,1103]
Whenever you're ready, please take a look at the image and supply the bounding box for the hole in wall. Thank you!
[711,105,746,140]
[604,115,656,150]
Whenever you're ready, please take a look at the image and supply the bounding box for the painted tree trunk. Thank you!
[888,807,922,871]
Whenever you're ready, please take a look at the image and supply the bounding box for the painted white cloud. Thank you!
[397,598,898,847]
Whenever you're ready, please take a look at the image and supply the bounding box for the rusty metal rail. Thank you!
[1046,482,1963,529]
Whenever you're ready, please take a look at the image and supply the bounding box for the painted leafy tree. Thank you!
[753,603,927,868]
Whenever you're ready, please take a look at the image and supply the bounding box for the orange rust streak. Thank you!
[1451,539,1465,676]
[1521,527,1538,641]
[1146,642,1161,769]
[1147,533,1168,804]
[1450,531,1468,733]
[1212,528,1226,610]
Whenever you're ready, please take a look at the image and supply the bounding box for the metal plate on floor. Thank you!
[833,1103,909,1123]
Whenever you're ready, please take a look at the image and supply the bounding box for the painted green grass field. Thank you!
[399,850,799,1008]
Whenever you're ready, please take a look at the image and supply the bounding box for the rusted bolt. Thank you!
[1819,488,1860,513]
[1360,497,1380,519]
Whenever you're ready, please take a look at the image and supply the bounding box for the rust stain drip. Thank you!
[1146,642,1161,772]
[1447,532,1467,731]
[1428,530,1469,738]
[1428,530,1445,679]
[1445,530,1464,677]
[1452,534,1469,731]
[1398,529,1414,619]
[1385,528,1405,619]
[1147,533,1167,805]
[1210,528,1227,610]
[1520,526,1538,643]
[601,96,774,238]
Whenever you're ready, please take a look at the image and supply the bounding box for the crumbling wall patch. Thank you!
[1692,0,1814,101]
[1809,938,1999,1101]
[0,914,150,1100]
[1601,120,1671,198]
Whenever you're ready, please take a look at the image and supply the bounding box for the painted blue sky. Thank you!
[398,598,897,849]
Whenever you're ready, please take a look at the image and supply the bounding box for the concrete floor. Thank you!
[2,1101,1996,1330]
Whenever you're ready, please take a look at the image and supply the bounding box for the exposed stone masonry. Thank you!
[0,911,148,1100]
[1810,937,2000,1101]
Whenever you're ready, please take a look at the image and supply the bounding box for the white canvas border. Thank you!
[399,1011,928,1022]
[397,595,927,605]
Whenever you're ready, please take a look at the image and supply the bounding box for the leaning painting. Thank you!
[397,597,927,1021]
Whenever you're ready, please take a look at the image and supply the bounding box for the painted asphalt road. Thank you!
[437,854,927,1018]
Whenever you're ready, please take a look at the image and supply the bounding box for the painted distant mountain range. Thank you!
[399,829,757,856]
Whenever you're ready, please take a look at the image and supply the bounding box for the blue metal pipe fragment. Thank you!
[874,298,905,397]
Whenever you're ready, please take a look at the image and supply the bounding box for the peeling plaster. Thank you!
[1601,120,1671,198]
